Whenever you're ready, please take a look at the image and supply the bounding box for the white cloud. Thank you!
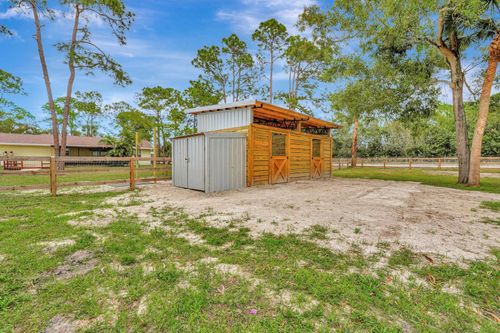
[0,5,32,19]
[216,0,318,35]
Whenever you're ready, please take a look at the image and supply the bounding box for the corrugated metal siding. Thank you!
[196,107,252,132]
[187,135,205,191]
[205,133,246,193]
[172,138,188,188]
[172,132,246,193]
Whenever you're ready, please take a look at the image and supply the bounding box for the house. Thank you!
[0,133,153,158]
[172,100,341,192]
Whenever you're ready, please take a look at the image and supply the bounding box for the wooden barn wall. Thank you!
[289,133,311,181]
[322,137,333,177]
[211,124,333,186]
[251,125,271,185]
[248,124,332,185]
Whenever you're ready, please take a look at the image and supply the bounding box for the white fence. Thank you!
[333,157,500,170]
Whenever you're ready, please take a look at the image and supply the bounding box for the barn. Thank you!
[172,100,341,192]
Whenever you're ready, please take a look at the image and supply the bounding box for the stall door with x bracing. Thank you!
[270,132,289,184]
[311,138,322,178]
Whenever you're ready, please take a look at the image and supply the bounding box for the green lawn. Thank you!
[0,190,498,332]
[0,166,172,188]
[334,167,500,194]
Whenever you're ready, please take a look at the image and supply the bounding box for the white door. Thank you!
[186,135,205,191]
[173,138,188,188]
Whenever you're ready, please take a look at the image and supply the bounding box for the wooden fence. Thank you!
[0,156,172,195]
[333,156,500,170]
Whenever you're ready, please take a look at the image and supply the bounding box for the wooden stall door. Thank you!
[270,132,289,184]
[311,138,322,178]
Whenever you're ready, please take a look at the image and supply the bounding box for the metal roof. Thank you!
[185,100,341,129]
[0,133,153,149]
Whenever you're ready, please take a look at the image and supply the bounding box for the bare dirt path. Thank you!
[112,179,500,263]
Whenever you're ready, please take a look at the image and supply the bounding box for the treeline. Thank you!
[334,96,500,158]
[1,9,331,155]
[1,1,498,185]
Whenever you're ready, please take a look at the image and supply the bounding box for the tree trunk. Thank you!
[269,49,274,103]
[351,115,358,167]
[468,34,500,186]
[449,60,470,184]
[60,6,81,160]
[30,1,59,157]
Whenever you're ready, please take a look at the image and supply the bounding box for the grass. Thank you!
[0,165,172,188]
[0,189,499,332]
[334,167,500,194]
[481,201,500,212]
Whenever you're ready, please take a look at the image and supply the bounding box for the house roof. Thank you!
[0,133,153,149]
[185,100,342,129]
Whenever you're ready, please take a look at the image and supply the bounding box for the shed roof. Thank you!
[185,100,341,129]
[0,133,153,149]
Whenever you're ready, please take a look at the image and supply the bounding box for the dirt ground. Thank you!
[101,179,500,263]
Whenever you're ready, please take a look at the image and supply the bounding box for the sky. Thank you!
[0,0,494,131]
[0,0,326,127]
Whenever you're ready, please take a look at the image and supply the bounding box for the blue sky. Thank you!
[0,0,327,127]
[0,0,494,130]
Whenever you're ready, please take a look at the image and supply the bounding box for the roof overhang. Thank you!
[185,100,342,129]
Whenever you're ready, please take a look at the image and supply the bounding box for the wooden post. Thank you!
[409,158,412,170]
[383,159,387,169]
[129,157,135,191]
[50,156,57,196]
[438,158,442,170]
[361,158,364,168]
[338,159,341,170]
[153,127,157,183]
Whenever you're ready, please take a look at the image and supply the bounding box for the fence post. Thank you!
[50,156,57,196]
[383,159,387,169]
[129,157,135,191]
[153,127,157,183]
[438,158,442,170]
[409,158,412,170]
[361,158,364,168]
[338,159,341,170]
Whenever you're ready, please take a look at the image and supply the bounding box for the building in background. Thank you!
[0,133,152,158]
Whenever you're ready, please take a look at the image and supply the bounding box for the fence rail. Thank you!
[0,156,172,194]
[333,157,500,170]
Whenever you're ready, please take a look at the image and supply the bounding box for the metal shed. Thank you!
[172,132,247,193]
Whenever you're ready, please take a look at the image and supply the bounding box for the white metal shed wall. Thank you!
[196,107,252,132]
[205,133,246,193]
[172,133,246,193]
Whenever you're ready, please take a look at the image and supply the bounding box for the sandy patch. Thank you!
[44,315,76,333]
[52,250,98,280]
[39,239,76,254]
[120,179,500,262]
[137,295,148,316]
[68,209,118,227]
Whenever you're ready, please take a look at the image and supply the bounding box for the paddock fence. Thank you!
[0,156,172,195]
[333,156,500,170]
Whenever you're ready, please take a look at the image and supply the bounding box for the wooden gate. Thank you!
[270,132,289,184]
[311,138,322,178]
